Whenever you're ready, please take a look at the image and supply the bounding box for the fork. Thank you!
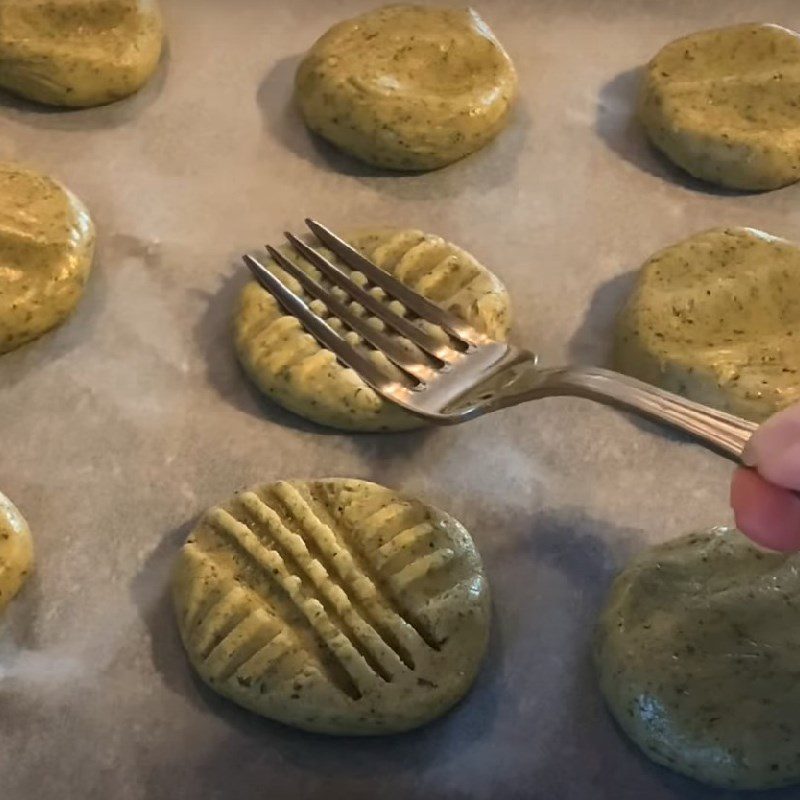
[243,219,758,463]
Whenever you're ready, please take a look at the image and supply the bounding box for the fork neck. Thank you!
[478,359,758,463]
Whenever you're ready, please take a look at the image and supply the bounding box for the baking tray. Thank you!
[1,1,799,798]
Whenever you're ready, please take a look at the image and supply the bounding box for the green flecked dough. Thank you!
[639,23,800,190]
[595,527,800,790]
[0,0,163,108]
[173,478,491,735]
[295,4,518,171]
[234,228,511,432]
[0,163,95,354]
[0,491,33,613]
[614,227,800,422]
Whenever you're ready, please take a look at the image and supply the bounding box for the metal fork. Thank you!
[243,219,758,463]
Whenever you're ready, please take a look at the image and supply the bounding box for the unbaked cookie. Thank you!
[172,478,490,735]
[614,227,800,422]
[0,0,164,107]
[295,5,518,170]
[595,527,800,790]
[0,491,33,613]
[0,163,95,354]
[235,228,511,432]
[639,23,800,190]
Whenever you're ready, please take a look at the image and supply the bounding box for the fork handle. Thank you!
[490,361,758,462]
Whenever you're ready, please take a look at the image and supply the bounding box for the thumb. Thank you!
[742,403,800,490]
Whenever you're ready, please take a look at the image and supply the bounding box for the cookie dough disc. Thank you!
[639,23,800,190]
[235,228,511,432]
[295,5,518,170]
[173,479,491,735]
[0,492,33,613]
[614,227,800,421]
[595,527,800,790]
[0,163,95,354]
[0,0,164,107]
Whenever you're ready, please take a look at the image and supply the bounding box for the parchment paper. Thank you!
[1,1,798,798]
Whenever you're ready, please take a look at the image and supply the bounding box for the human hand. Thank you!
[731,403,800,551]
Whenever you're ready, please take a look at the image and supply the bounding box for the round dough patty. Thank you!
[235,228,511,432]
[0,163,95,354]
[0,0,164,108]
[0,491,33,613]
[595,527,800,790]
[614,227,800,422]
[295,5,518,170]
[173,478,490,735]
[639,23,800,190]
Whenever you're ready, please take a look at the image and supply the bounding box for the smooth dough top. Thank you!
[235,228,511,432]
[614,227,800,421]
[0,163,95,354]
[0,0,164,107]
[0,491,33,613]
[172,478,491,735]
[295,4,518,170]
[595,527,800,790]
[639,23,800,190]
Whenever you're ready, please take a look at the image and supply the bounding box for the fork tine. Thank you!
[242,254,400,391]
[265,245,438,384]
[305,219,488,347]
[285,232,463,365]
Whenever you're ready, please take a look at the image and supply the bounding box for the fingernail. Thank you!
[742,413,800,471]
[741,435,758,467]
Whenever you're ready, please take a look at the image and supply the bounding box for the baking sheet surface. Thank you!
[1,1,799,798]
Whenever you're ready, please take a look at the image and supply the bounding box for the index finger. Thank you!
[742,403,800,491]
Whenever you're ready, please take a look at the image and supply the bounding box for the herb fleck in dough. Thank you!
[0,491,33,614]
[0,163,95,354]
[173,478,490,735]
[0,0,164,108]
[295,4,518,170]
[595,527,800,790]
[614,227,800,422]
[235,228,511,432]
[639,23,800,190]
